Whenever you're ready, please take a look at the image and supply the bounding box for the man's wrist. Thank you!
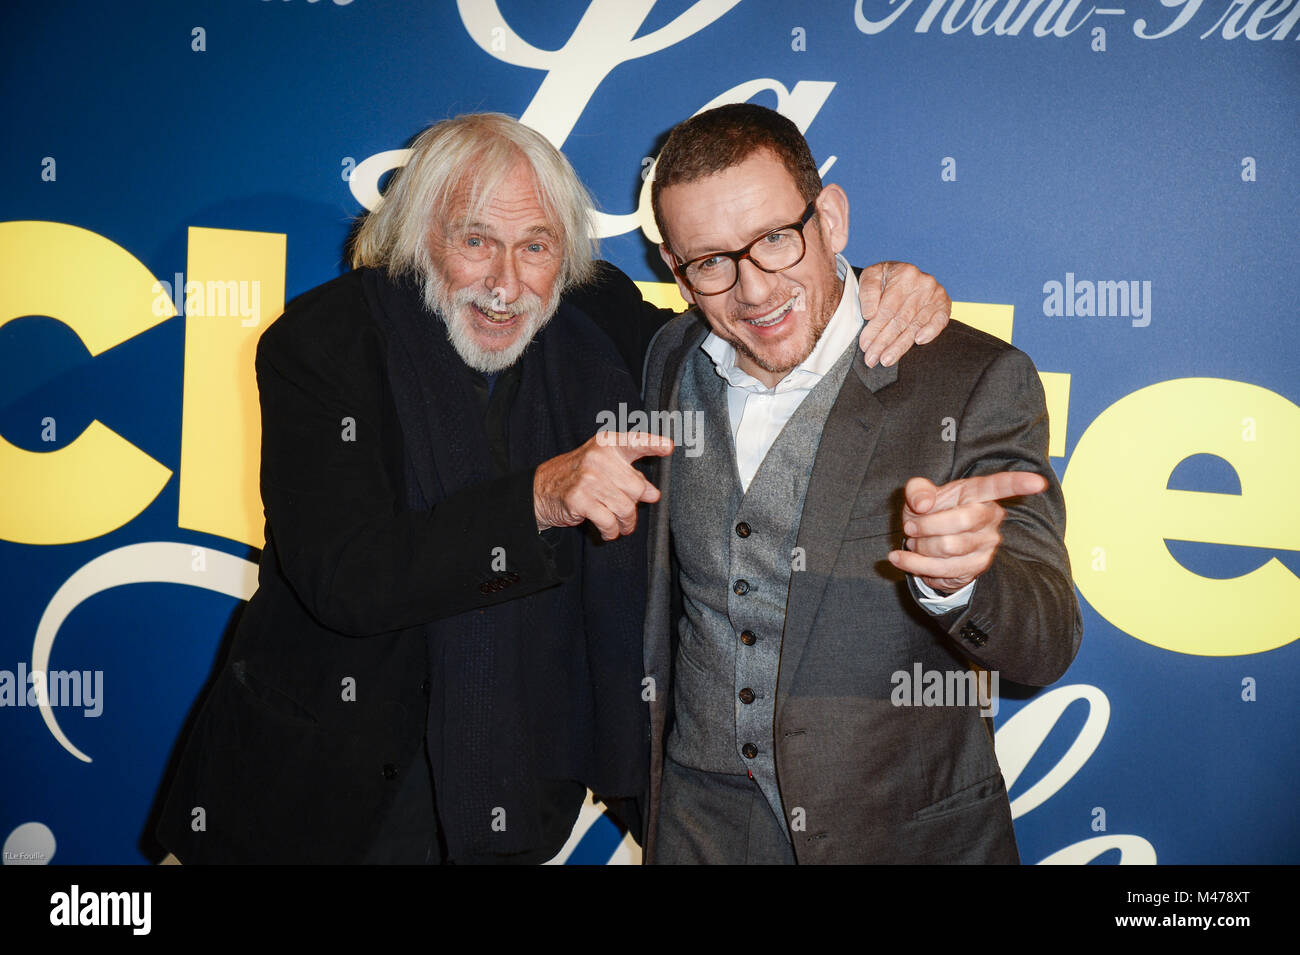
[912,576,976,615]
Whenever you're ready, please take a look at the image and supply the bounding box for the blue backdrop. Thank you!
[1,0,1297,865]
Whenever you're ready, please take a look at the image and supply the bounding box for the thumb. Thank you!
[903,476,938,515]
[639,479,662,504]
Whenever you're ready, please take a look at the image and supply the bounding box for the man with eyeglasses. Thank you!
[639,103,1082,864]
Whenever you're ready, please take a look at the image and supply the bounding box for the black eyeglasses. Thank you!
[670,199,818,296]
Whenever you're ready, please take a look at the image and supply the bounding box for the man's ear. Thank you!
[659,243,696,306]
[814,184,850,256]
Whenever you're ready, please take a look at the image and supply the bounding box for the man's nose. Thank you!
[733,256,777,306]
[485,251,521,307]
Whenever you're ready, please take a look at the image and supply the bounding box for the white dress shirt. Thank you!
[699,254,974,613]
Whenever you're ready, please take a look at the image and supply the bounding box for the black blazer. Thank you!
[155,263,672,863]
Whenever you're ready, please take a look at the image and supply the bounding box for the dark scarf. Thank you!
[360,267,647,862]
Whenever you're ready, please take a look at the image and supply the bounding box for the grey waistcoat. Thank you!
[667,339,856,827]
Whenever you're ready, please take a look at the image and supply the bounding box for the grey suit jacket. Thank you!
[640,312,1083,863]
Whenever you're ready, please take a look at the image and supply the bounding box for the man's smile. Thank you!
[471,301,521,328]
[739,294,798,332]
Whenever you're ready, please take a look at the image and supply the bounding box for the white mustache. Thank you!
[457,287,543,319]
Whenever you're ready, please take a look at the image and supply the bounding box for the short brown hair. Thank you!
[650,103,823,249]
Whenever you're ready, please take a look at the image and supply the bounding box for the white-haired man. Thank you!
[155,113,950,864]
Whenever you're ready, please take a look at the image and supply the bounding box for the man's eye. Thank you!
[695,255,725,272]
[526,242,546,254]
[763,230,792,245]
[465,236,484,248]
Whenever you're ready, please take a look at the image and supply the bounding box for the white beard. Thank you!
[421,270,562,374]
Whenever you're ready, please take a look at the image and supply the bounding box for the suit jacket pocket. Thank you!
[230,659,320,726]
[842,511,897,541]
[911,770,1007,822]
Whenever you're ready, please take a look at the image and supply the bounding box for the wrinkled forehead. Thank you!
[437,159,559,237]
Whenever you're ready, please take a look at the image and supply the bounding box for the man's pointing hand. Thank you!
[534,430,674,540]
[887,470,1048,594]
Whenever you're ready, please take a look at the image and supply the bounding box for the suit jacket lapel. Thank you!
[777,354,897,722]
[644,320,709,658]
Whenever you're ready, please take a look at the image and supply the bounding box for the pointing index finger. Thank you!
[611,431,676,462]
[958,470,1048,504]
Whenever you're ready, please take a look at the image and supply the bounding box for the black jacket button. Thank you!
[739,630,756,646]
[741,743,758,759]
[420,678,430,696]
[735,522,751,538]
[739,687,755,705]
[733,579,749,596]
[382,763,398,780]
[479,582,492,595]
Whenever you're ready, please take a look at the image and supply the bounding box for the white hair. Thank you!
[350,113,598,290]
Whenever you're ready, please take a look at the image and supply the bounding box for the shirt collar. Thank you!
[700,253,862,393]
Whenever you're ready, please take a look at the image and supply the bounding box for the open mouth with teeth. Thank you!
[742,297,795,331]
[472,302,519,325]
